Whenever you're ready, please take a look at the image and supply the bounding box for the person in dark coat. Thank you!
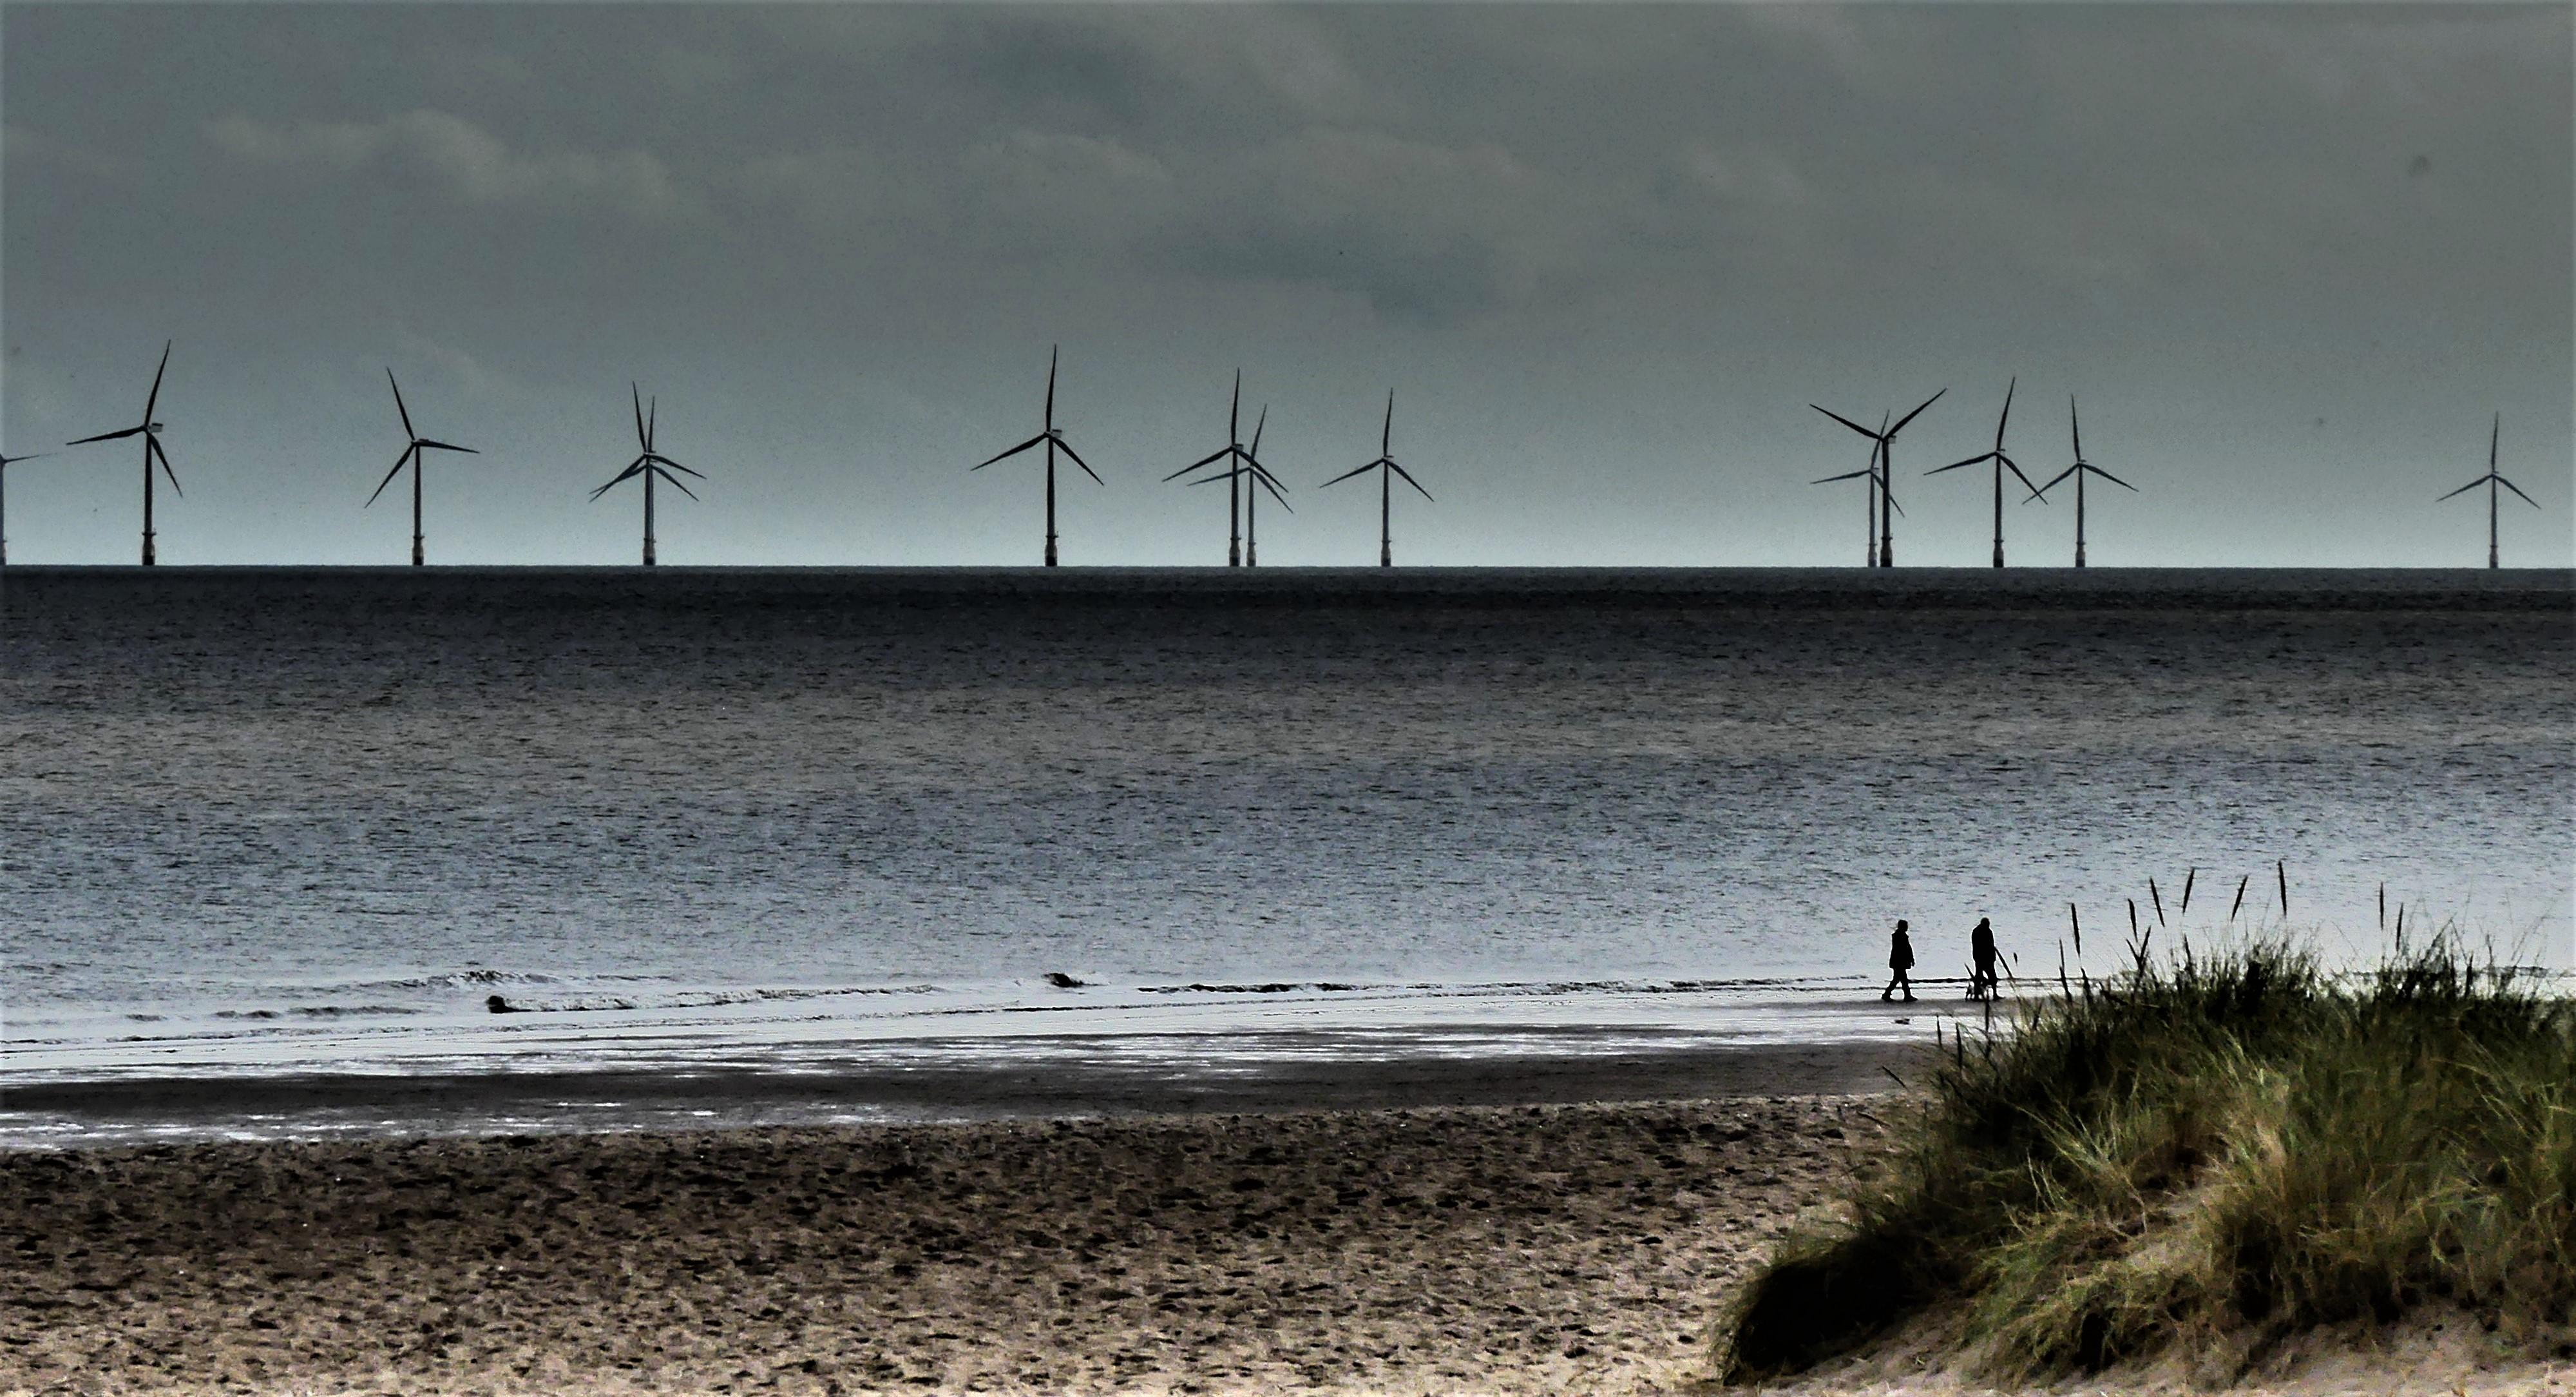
[1969,917,2001,999]
[1881,919,1916,1002]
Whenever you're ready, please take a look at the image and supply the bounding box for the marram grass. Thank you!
[1717,941,2576,1383]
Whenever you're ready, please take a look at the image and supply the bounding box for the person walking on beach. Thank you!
[1968,917,2001,1000]
[1881,920,1916,1003]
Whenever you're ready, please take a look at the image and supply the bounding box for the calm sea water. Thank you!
[3,568,2569,1141]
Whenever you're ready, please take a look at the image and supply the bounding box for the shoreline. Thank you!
[1,1036,1925,1150]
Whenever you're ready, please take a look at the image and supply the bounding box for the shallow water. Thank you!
[3,566,2569,1140]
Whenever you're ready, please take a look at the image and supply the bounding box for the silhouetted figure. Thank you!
[1881,920,1916,1003]
[1969,918,2001,999]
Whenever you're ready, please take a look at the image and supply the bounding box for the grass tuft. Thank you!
[1715,938,2576,1384]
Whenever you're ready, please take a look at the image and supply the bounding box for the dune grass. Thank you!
[1717,939,2576,1384]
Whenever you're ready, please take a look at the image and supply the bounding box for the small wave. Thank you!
[484,994,638,1014]
[215,1004,426,1021]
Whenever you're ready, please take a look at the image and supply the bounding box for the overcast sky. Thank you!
[3,3,2569,567]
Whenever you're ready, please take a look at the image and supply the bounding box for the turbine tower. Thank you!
[364,369,480,566]
[1320,390,1432,568]
[0,448,55,566]
[1811,389,1942,566]
[589,385,703,566]
[2032,396,2136,567]
[65,341,181,565]
[1926,378,2046,568]
[1166,371,1267,566]
[1187,405,1292,565]
[2437,414,2538,570]
[972,346,1103,567]
[1810,411,1901,566]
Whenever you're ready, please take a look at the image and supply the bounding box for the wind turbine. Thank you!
[2032,396,2137,567]
[65,340,181,565]
[364,369,480,566]
[0,448,55,566]
[1812,389,1942,566]
[1187,405,1293,565]
[1165,371,1268,566]
[1926,378,2046,568]
[588,385,702,566]
[1321,391,1433,568]
[2438,414,2538,570]
[972,345,1102,567]
[1810,410,1903,566]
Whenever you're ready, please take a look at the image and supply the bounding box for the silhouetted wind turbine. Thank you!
[972,346,1102,567]
[1926,378,2046,568]
[2438,414,2537,569]
[1320,390,1432,568]
[1810,410,1904,566]
[1166,371,1266,566]
[0,448,55,566]
[589,385,702,566]
[66,341,181,565]
[1188,405,1292,565]
[2032,396,2136,567]
[365,369,479,566]
[1812,389,1942,566]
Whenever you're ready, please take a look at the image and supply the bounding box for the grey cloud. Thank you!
[206,110,689,222]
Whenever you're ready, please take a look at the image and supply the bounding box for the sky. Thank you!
[3,2,2570,568]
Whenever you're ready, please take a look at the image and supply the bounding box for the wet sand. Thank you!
[0,1090,1884,1395]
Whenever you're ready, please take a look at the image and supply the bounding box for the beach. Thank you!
[3,1089,1877,1395]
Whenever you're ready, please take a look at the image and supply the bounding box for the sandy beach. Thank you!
[2,1088,1882,1396]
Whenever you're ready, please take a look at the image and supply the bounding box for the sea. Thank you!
[3,567,2570,1146]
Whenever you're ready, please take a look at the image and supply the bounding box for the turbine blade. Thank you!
[647,454,704,479]
[1809,404,1879,439]
[1890,387,1945,436]
[387,367,415,440]
[1250,405,1268,458]
[2436,477,2486,501]
[1925,452,1992,476]
[1054,438,1103,484]
[1045,345,1058,430]
[415,439,478,454]
[68,426,146,445]
[2068,394,2084,460]
[1811,468,1875,484]
[2036,464,2080,494]
[2498,476,2541,508]
[149,435,182,496]
[2088,464,2139,492]
[2003,455,2046,498]
[1319,461,1377,488]
[1993,376,2015,450]
[975,434,1049,470]
[363,447,412,507]
[1187,468,1236,486]
[1254,470,1295,511]
[652,465,699,501]
[1382,389,1394,456]
[632,383,647,450]
[1230,369,1241,444]
[2490,412,2499,469]
[1164,446,1233,481]
[589,463,644,500]
[1389,459,1433,501]
[144,340,171,422]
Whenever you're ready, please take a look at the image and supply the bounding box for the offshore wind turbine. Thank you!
[363,369,479,566]
[1926,378,2046,568]
[1165,371,1266,566]
[2032,396,2137,567]
[1812,389,1942,566]
[65,340,181,565]
[0,448,55,566]
[588,385,703,566]
[1810,410,1902,566]
[971,345,1102,567]
[2437,414,2538,569]
[1187,405,1292,565]
[1321,390,1432,568]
